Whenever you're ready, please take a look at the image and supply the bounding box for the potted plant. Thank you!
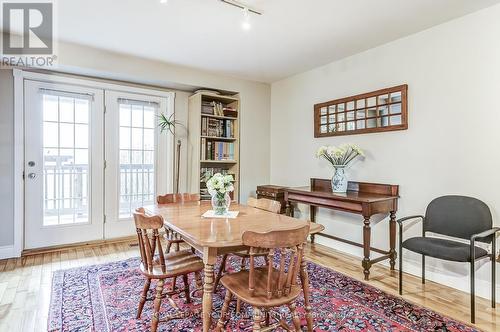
[316,144,364,193]
[158,112,184,192]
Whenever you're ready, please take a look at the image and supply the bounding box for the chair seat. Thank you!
[140,249,203,278]
[221,268,302,307]
[309,223,325,235]
[232,248,269,258]
[164,232,184,243]
[163,227,184,242]
[402,237,489,262]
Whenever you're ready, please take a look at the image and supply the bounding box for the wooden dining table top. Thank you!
[144,201,310,248]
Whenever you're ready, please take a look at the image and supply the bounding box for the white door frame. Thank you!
[13,68,175,256]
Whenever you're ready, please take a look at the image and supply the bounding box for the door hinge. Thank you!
[104,105,107,114]
[104,160,107,169]
[103,215,107,223]
[22,171,25,180]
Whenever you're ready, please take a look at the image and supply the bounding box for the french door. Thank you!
[24,81,104,249]
[24,80,172,249]
[104,91,171,238]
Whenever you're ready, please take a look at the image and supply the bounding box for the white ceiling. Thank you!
[57,0,500,83]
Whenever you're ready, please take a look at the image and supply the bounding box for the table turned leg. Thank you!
[300,257,313,331]
[389,211,397,270]
[202,263,215,332]
[310,205,317,244]
[362,216,372,281]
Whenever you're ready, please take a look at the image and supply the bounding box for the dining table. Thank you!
[144,201,314,332]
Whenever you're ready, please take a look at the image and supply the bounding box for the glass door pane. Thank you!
[118,102,157,219]
[42,94,90,226]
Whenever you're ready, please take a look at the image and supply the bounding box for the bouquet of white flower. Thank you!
[316,144,364,193]
[206,173,234,215]
[206,173,234,195]
[316,144,364,167]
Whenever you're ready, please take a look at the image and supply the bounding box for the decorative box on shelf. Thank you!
[256,185,287,214]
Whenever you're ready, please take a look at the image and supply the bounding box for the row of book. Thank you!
[200,188,234,200]
[200,167,234,182]
[201,101,238,118]
[201,118,235,138]
[201,139,235,161]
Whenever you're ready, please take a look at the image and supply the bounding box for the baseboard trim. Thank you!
[22,236,137,257]
[400,259,499,301]
[315,235,499,301]
[0,245,16,259]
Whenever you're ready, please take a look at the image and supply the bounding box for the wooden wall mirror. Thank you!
[314,84,408,137]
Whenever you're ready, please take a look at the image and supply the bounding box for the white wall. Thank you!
[55,42,271,205]
[0,42,271,251]
[270,4,500,298]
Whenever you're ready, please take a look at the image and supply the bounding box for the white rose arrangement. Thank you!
[206,173,235,196]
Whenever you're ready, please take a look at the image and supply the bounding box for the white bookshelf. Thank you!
[188,92,240,202]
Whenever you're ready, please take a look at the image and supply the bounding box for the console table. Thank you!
[284,179,399,280]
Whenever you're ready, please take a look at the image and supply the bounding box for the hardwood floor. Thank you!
[0,240,497,331]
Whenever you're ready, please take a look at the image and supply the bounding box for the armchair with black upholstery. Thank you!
[398,195,499,323]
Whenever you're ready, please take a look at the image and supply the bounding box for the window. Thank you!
[314,85,408,137]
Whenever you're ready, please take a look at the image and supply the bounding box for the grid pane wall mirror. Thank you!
[314,85,408,137]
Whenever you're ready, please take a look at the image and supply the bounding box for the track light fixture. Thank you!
[241,7,251,30]
[219,0,262,30]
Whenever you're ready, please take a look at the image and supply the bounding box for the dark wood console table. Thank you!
[284,179,399,280]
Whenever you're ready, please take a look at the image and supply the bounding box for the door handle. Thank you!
[28,172,36,179]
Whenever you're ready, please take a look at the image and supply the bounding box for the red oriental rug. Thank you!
[48,256,479,331]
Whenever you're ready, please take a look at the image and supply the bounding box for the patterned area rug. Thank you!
[48,256,479,331]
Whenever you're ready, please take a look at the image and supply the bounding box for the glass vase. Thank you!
[211,192,231,215]
[331,166,348,193]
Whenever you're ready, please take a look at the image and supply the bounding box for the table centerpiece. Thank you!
[206,173,235,215]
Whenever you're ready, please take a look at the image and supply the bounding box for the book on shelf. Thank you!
[199,188,234,201]
[200,139,235,161]
[201,117,234,138]
[200,188,211,200]
[201,101,238,117]
[200,167,235,183]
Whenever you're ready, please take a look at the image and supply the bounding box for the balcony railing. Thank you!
[43,163,154,218]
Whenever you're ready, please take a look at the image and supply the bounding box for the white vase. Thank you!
[331,166,348,193]
[211,192,231,215]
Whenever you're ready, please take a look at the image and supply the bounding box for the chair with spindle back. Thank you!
[133,208,204,332]
[214,197,281,312]
[157,193,201,291]
[215,225,310,332]
[157,193,200,253]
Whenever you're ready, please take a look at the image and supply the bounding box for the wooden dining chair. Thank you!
[215,225,310,332]
[247,197,281,214]
[157,193,200,253]
[157,193,200,292]
[214,197,281,312]
[133,208,204,332]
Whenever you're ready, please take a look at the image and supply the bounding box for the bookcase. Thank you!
[187,92,240,202]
